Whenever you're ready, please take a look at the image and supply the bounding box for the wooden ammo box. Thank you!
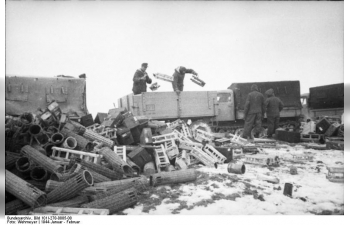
[117,128,134,145]
[130,126,141,144]
[94,113,107,124]
[5,75,88,119]
[80,114,94,127]
[127,147,153,170]
[214,146,236,163]
[316,118,331,134]
[324,122,340,137]
[275,130,301,143]
[123,112,140,129]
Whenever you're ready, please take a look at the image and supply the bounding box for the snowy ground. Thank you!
[122,146,344,215]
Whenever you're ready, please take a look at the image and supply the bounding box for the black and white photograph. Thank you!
[2,0,347,221]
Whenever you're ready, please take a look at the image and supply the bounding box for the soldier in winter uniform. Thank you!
[132,63,152,95]
[172,66,198,93]
[264,88,284,138]
[242,84,265,139]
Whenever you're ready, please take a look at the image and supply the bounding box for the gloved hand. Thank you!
[192,71,198,76]
[176,89,181,95]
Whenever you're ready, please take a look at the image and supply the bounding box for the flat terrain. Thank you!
[121,147,344,215]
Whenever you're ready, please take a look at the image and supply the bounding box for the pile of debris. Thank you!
[5,101,231,215]
[274,115,344,151]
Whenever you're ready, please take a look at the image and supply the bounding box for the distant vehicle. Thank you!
[5,75,88,119]
[117,80,302,132]
[305,83,344,119]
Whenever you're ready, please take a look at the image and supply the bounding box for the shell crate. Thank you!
[291,154,314,163]
[244,154,280,166]
[275,130,300,143]
[127,147,153,170]
[326,167,344,183]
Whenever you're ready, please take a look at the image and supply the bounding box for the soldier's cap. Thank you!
[141,63,148,67]
[251,84,258,91]
[265,88,274,96]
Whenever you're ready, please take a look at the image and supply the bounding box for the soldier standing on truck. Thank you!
[242,84,265,139]
[172,66,198,93]
[132,63,152,95]
[264,88,284,138]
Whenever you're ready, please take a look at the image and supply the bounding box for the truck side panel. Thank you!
[141,92,178,119]
[179,91,217,118]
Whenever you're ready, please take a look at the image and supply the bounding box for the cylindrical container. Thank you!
[19,112,34,127]
[31,144,47,155]
[5,170,47,208]
[65,120,86,134]
[66,120,114,147]
[83,129,114,149]
[48,195,89,208]
[126,157,141,175]
[21,145,63,174]
[150,169,197,187]
[94,177,141,189]
[6,151,21,170]
[290,166,298,175]
[5,199,29,215]
[99,147,133,175]
[30,166,49,181]
[50,132,65,145]
[227,162,246,174]
[81,187,138,215]
[76,158,122,181]
[90,176,148,202]
[283,183,293,197]
[29,124,42,137]
[61,137,78,150]
[45,180,64,193]
[50,171,79,182]
[34,133,50,146]
[47,126,59,135]
[143,161,156,176]
[26,180,47,191]
[15,157,36,176]
[47,170,93,204]
[60,128,94,152]
[87,169,111,183]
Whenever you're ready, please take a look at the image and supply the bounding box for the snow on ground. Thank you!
[122,147,344,215]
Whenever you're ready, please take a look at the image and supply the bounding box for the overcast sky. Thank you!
[5,1,344,117]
